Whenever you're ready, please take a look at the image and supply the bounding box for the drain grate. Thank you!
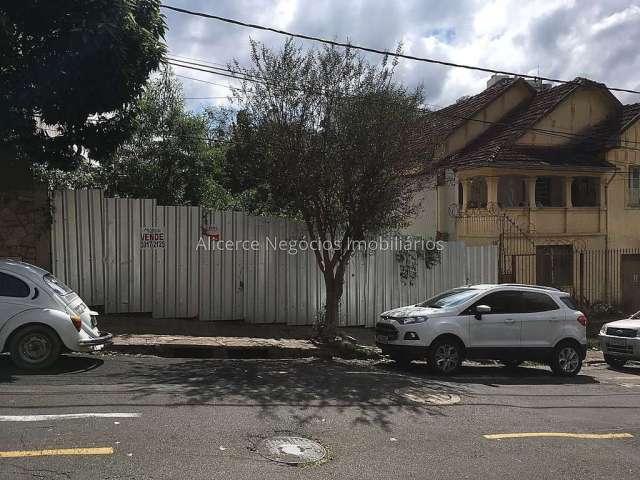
[256,436,327,465]
[395,387,461,405]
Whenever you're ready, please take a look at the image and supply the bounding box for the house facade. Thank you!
[411,76,640,312]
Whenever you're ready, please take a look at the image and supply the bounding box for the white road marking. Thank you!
[484,432,634,440]
[0,413,141,422]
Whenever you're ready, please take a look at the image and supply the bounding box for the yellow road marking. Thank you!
[0,447,114,458]
[484,432,633,440]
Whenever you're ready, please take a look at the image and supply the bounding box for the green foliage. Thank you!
[230,39,434,337]
[101,67,234,206]
[0,0,166,168]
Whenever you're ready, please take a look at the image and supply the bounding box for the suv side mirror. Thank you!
[475,305,491,320]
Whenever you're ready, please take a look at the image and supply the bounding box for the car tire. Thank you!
[9,325,62,370]
[550,342,583,377]
[428,338,463,375]
[604,354,627,369]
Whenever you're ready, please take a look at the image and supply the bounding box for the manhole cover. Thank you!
[257,436,327,465]
[395,387,461,405]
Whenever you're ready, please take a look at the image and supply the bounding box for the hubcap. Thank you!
[558,347,579,373]
[19,334,51,364]
[435,344,459,373]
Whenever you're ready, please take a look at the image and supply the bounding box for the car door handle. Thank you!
[504,318,515,324]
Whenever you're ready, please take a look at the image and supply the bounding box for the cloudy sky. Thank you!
[162,0,640,111]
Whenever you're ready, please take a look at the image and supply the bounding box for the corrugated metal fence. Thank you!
[52,189,498,327]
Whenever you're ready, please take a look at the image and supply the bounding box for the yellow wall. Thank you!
[408,81,533,237]
[606,118,640,249]
[445,81,533,154]
[409,84,640,256]
[518,87,616,146]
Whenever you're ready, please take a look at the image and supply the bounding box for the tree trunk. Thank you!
[322,273,338,341]
[321,263,347,342]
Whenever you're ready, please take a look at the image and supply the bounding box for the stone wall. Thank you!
[0,185,52,269]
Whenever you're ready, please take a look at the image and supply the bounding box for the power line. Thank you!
[174,73,236,89]
[168,52,640,146]
[161,4,640,96]
[168,52,228,68]
[166,56,263,81]
[167,60,257,83]
[166,56,640,150]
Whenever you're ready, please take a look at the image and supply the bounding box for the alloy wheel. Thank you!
[434,344,459,373]
[558,346,579,373]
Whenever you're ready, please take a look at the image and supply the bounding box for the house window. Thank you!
[498,176,527,208]
[535,177,564,207]
[629,166,640,207]
[467,178,487,209]
[572,177,600,207]
[536,245,573,288]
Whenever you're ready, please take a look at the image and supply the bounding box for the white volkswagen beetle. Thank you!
[0,259,112,369]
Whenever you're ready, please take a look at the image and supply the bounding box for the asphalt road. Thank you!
[1,353,640,479]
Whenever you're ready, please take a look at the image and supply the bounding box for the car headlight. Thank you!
[397,316,428,325]
[600,324,607,335]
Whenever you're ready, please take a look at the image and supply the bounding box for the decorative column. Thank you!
[486,176,499,209]
[527,176,537,233]
[564,176,573,233]
[599,176,607,233]
[564,177,573,208]
[527,177,537,208]
[461,178,471,211]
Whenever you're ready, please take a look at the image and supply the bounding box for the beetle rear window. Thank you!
[44,273,73,296]
[0,272,30,298]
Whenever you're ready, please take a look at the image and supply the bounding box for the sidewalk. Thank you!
[110,334,321,358]
[100,314,377,359]
[99,314,604,363]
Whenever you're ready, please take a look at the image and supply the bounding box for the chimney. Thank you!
[487,74,511,88]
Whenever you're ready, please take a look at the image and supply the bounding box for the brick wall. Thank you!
[0,185,52,269]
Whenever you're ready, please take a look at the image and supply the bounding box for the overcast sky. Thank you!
[162,0,640,111]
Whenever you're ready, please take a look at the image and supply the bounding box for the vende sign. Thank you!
[141,227,165,249]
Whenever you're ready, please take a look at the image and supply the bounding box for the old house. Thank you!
[411,76,640,312]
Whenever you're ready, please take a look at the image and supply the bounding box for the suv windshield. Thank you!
[417,288,481,309]
[43,273,73,296]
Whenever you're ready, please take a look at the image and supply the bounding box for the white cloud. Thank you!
[163,0,640,110]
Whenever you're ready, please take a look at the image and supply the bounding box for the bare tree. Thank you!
[232,39,434,339]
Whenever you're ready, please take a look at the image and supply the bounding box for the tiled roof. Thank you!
[436,78,623,171]
[621,103,640,132]
[423,77,527,140]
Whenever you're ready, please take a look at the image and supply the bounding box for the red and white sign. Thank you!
[202,224,220,241]
[141,227,165,249]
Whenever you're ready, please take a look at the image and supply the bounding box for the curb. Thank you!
[108,343,321,359]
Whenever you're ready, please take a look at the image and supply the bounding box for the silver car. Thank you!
[599,311,640,368]
[0,259,112,369]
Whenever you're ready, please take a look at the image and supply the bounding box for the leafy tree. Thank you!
[101,67,233,207]
[0,0,166,171]
[231,40,434,339]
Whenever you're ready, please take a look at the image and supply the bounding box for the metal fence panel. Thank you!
[103,197,156,314]
[51,189,105,306]
[52,190,499,325]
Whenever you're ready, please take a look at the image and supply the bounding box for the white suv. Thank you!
[376,284,588,376]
